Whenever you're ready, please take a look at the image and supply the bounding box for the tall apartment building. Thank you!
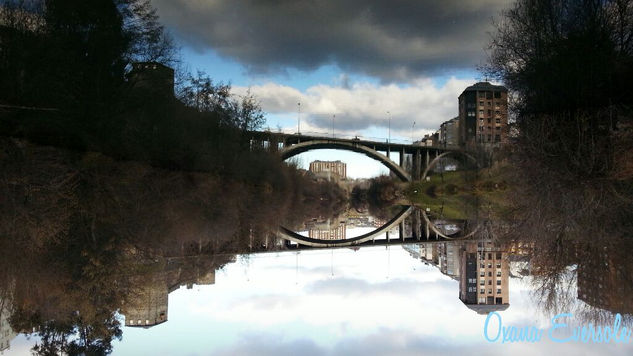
[458,82,508,149]
[459,241,510,314]
[309,160,347,179]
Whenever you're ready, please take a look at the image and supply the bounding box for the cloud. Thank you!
[232,77,475,137]
[151,0,511,81]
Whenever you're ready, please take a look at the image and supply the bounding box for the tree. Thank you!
[484,0,633,178]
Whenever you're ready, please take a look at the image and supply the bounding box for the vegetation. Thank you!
[482,0,633,246]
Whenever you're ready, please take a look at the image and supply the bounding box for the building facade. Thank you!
[308,219,346,240]
[458,82,508,149]
[439,117,460,148]
[459,241,509,313]
[309,160,347,179]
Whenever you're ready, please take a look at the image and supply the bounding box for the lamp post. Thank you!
[297,102,301,134]
[387,111,391,144]
[411,121,416,143]
[332,114,335,138]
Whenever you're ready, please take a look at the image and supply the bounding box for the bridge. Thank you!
[273,207,480,249]
[248,131,467,181]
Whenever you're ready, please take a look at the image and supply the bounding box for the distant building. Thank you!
[308,219,346,240]
[459,241,510,314]
[438,242,462,280]
[128,62,175,97]
[309,160,347,179]
[439,117,460,147]
[458,82,508,149]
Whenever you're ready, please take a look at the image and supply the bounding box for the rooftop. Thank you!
[462,81,507,93]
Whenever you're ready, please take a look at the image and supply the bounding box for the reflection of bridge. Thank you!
[249,131,465,181]
[277,207,479,248]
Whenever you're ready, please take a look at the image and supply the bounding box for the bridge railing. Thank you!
[259,128,417,145]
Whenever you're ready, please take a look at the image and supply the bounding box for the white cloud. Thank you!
[233,77,476,141]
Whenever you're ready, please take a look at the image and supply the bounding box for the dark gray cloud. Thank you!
[151,0,511,81]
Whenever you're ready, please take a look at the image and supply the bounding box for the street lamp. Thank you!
[297,102,301,134]
[332,114,335,138]
[411,121,416,143]
[387,111,391,144]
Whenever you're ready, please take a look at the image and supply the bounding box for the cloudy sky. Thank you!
[150,0,510,143]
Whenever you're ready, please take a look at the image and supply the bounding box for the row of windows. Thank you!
[478,91,503,99]
[478,134,501,143]
[480,270,503,277]
[480,280,503,285]
[480,288,503,294]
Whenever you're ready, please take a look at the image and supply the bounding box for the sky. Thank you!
[150,0,511,176]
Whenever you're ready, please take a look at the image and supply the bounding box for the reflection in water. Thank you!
[0,141,632,354]
[404,240,510,313]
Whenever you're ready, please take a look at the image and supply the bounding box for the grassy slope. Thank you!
[403,165,512,220]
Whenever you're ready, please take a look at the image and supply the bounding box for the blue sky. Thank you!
[152,1,511,176]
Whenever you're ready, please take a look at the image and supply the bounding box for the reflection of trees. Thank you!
[0,137,347,354]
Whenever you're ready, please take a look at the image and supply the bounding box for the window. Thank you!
[495,110,500,115]
[487,263,492,268]
[496,118,501,123]
[496,253,502,259]
[480,271,485,277]
[486,91,493,99]
[497,271,501,277]
[479,126,484,132]
[488,280,492,285]
[479,101,484,106]
[487,118,491,123]
[480,280,485,285]
[479,92,485,98]
[494,91,501,98]
[497,288,502,294]
[468,111,475,117]
[496,263,501,268]
[487,109,492,116]
[488,271,492,277]
[497,280,501,285]
[480,288,485,294]
[496,126,501,131]
[479,110,484,116]
[488,289,493,294]
[495,134,501,142]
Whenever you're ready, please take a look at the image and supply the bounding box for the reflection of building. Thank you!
[0,300,17,353]
[577,246,633,315]
[405,241,510,314]
[309,160,347,179]
[458,82,508,149]
[122,277,168,328]
[308,219,346,240]
[438,242,461,280]
[121,259,222,328]
[459,241,509,314]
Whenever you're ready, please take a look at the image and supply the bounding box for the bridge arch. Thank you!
[279,206,413,247]
[421,151,479,180]
[280,140,411,182]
